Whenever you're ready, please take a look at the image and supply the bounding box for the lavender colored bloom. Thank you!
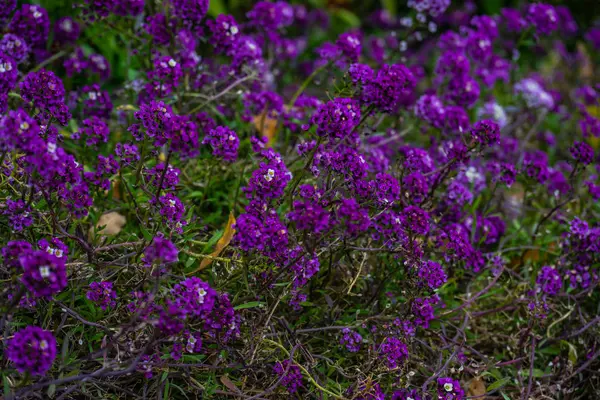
[514,78,554,109]
[417,261,447,291]
[88,53,110,80]
[20,250,67,298]
[143,235,178,265]
[470,120,500,146]
[414,94,445,128]
[337,198,371,237]
[340,328,362,352]
[570,141,594,165]
[7,326,56,376]
[273,360,303,393]
[471,15,499,39]
[527,3,558,35]
[400,206,430,236]
[81,84,113,119]
[19,69,71,125]
[436,51,470,78]
[207,14,240,54]
[112,0,144,16]
[362,64,416,112]
[0,0,16,27]
[392,389,422,400]
[447,75,480,107]
[408,0,450,17]
[0,34,28,63]
[288,200,330,234]
[38,238,69,260]
[336,31,362,63]
[54,17,80,44]
[437,377,465,400]
[476,101,507,128]
[2,241,32,270]
[130,101,174,144]
[147,163,180,190]
[147,55,182,97]
[502,8,527,32]
[311,98,361,140]
[348,63,374,84]
[243,156,291,200]
[444,105,470,133]
[8,5,49,48]
[3,199,33,232]
[170,277,217,318]
[466,30,493,62]
[379,337,409,369]
[202,126,239,162]
[0,52,17,93]
[76,116,110,146]
[536,266,562,296]
[412,296,437,328]
[247,1,294,32]
[86,281,117,310]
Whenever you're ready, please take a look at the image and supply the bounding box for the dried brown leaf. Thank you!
[89,212,126,238]
[198,212,236,270]
[467,377,487,397]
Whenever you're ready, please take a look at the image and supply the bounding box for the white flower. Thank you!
[39,266,51,278]
[444,383,454,392]
[264,168,275,182]
[168,59,177,67]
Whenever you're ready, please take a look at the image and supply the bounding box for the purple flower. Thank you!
[2,199,33,232]
[311,98,361,140]
[170,277,217,318]
[147,163,180,190]
[8,5,49,48]
[379,337,409,369]
[2,241,33,269]
[527,3,558,35]
[400,206,430,236]
[81,84,113,119]
[412,296,438,328]
[417,261,447,291]
[20,250,67,298]
[147,55,182,97]
[392,389,422,400]
[202,126,239,162]
[76,116,110,146]
[86,281,118,310]
[414,94,446,128]
[408,0,450,17]
[361,64,416,112]
[0,34,29,63]
[38,238,69,260]
[88,53,111,80]
[446,75,480,108]
[470,120,500,146]
[0,0,16,27]
[437,377,465,400]
[207,14,240,54]
[502,8,527,32]
[340,328,362,352]
[7,326,56,376]
[143,235,179,266]
[247,1,294,32]
[288,200,331,234]
[336,31,362,63]
[0,52,17,93]
[336,198,371,237]
[243,157,291,200]
[514,78,554,110]
[536,266,562,296]
[19,69,71,125]
[273,360,303,393]
[570,141,594,165]
[54,17,80,44]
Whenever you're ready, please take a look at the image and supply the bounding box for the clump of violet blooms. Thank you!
[0,1,599,399]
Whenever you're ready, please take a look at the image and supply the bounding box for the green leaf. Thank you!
[501,392,511,400]
[234,301,265,310]
[487,377,510,391]
[560,340,578,364]
[333,9,361,28]
[380,0,397,15]
[208,0,227,17]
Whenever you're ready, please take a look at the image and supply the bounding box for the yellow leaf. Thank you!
[253,111,278,148]
[198,212,236,271]
[89,212,126,239]
[586,106,600,150]
[467,377,486,398]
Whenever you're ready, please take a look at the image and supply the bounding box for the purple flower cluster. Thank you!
[7,326,57,376]
[86,281,118,310]
[202,126,240,162]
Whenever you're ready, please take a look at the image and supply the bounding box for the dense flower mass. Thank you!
[7,326,57,376]
[0,1,599,399]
